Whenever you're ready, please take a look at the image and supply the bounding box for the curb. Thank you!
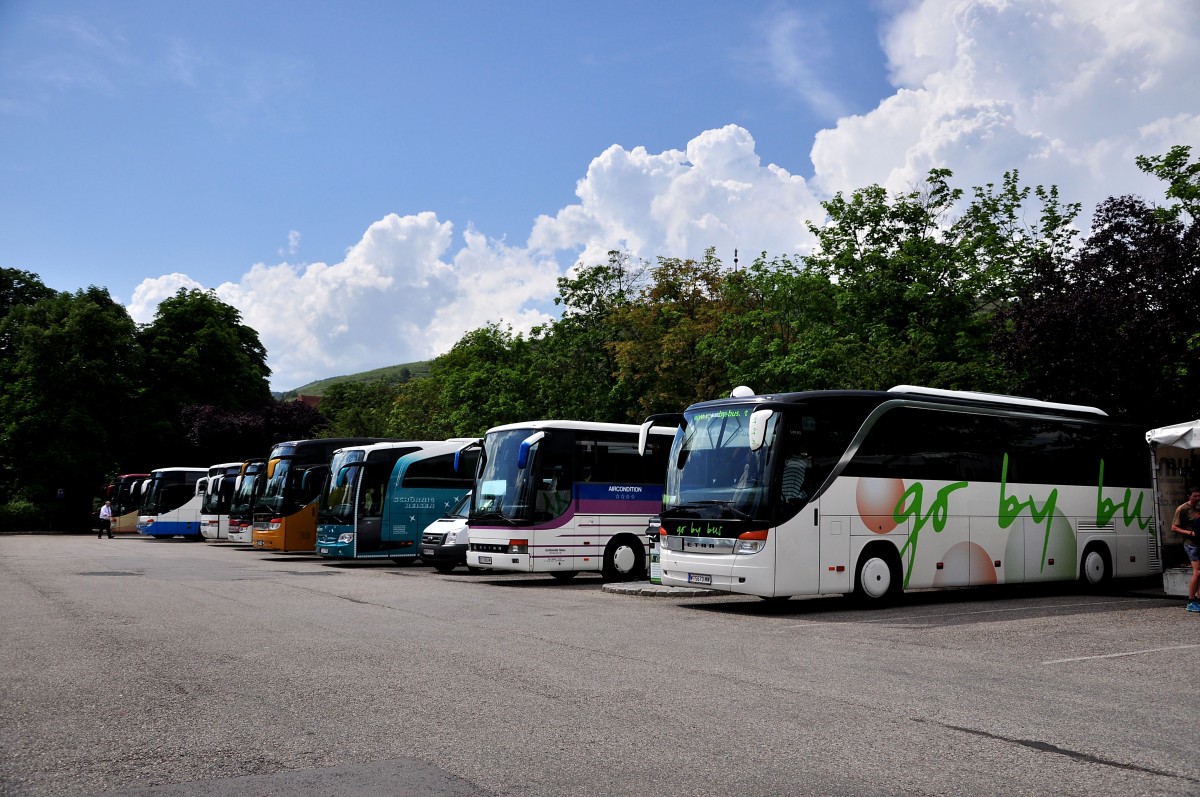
[601,581,719,598]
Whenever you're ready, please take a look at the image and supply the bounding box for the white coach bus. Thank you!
[465,420,673,581]
[641,386,1158,603]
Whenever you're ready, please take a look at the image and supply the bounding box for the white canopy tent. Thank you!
[1146,420,1200,580]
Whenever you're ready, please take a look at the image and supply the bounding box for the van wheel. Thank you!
[433,563,456,574]
[602,535,645,581]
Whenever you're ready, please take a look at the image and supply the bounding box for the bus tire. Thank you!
[550,570,578,582]
[853,544,901,606]
[1080,543,1112,588]
[602,535,645,582]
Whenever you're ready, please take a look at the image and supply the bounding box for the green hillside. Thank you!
[277,360,431,399]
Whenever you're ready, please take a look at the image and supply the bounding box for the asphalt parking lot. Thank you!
[1,533,1197,797]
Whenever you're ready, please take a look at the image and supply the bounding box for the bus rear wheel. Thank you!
[854,546,901,606]
[602,535,645,582]
[1080,544,1112,588]
[550,570,578,582]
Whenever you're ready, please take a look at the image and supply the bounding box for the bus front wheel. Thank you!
[854,546,901,606]
[602,535,645,582]
[1080,544,1112,588]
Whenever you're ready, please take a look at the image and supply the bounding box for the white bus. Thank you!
[199,462,243,541]
[228,458,266,543]
[641,386,1158,603]
[465,420,673,581]
[137,467,208,540]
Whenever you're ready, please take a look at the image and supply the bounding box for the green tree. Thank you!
[0,286,140,529]
[701,253,840,393]
[609,248,731,417]
[802,168,1078,391]
[996,194,1200,426]
[136,288,272,462]
[387,324,539,438]
[528,250,649,422]
[1136,144,1200,223]
[319,379,400,437]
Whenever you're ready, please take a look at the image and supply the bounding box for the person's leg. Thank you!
[1190,557,1200,604]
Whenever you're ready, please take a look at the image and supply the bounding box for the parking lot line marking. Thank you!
[1043,644,1200,665]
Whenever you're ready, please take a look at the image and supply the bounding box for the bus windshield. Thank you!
[473,429,538,523]
[664,403,835,523]
[201,478,229,514]
[259,458,295,515]
[319,449,366,523]
[230,465,264,516]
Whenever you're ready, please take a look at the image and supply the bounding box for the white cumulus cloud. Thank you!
[811,0,1200,215]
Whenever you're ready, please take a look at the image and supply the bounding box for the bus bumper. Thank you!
[467,549,530,572]
[660,550,774,594]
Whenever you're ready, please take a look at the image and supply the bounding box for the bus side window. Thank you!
[780,455,810,503]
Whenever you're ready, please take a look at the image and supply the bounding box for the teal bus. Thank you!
[317,440,479,563]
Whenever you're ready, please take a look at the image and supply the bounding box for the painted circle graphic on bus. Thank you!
[1003,507,1078,581]
[932,541,996,586]
[856,478,906,534]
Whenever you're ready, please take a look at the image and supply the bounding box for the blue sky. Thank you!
[3,1,1198,390]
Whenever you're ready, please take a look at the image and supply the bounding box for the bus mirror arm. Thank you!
[638,413,685,456]
[453,439,482,473]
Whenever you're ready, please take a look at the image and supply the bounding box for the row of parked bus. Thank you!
[102,385,1187,603]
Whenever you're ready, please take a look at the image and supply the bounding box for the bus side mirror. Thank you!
[638,421,653,457]
[517,431,545,470]
[749,409,774,451]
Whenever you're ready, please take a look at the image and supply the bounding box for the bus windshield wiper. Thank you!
[664,501,754,521]
[469,511,519,526]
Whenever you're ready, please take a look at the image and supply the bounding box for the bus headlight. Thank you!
[735,530,768,554]
[337,533,354,544]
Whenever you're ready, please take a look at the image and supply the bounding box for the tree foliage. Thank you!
[0,285,140,528]
[996,193,1200,426]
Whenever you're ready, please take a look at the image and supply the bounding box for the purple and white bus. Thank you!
[465,420,672,581]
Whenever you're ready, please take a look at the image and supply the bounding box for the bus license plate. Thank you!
[479,556,492,565]
[688,573,712,585]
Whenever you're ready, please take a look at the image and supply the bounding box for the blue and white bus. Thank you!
[465,421,673,581]
[316,440,478,563]
[641,385,1158,603]
[137,467,208,540]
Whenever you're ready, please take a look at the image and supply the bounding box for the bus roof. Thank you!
[486,419,675,436]
[149,466,208,475]
[334,440,441,456]
[682,385,1111,420]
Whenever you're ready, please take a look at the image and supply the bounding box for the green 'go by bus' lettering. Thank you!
[998,453,1058,572]
[894,480,968,587]
[1095,459,1153,532]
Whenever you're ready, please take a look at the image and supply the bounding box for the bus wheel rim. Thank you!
[612,544,637,574]
[861,557,891,598]
[1084,551,1105,584]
